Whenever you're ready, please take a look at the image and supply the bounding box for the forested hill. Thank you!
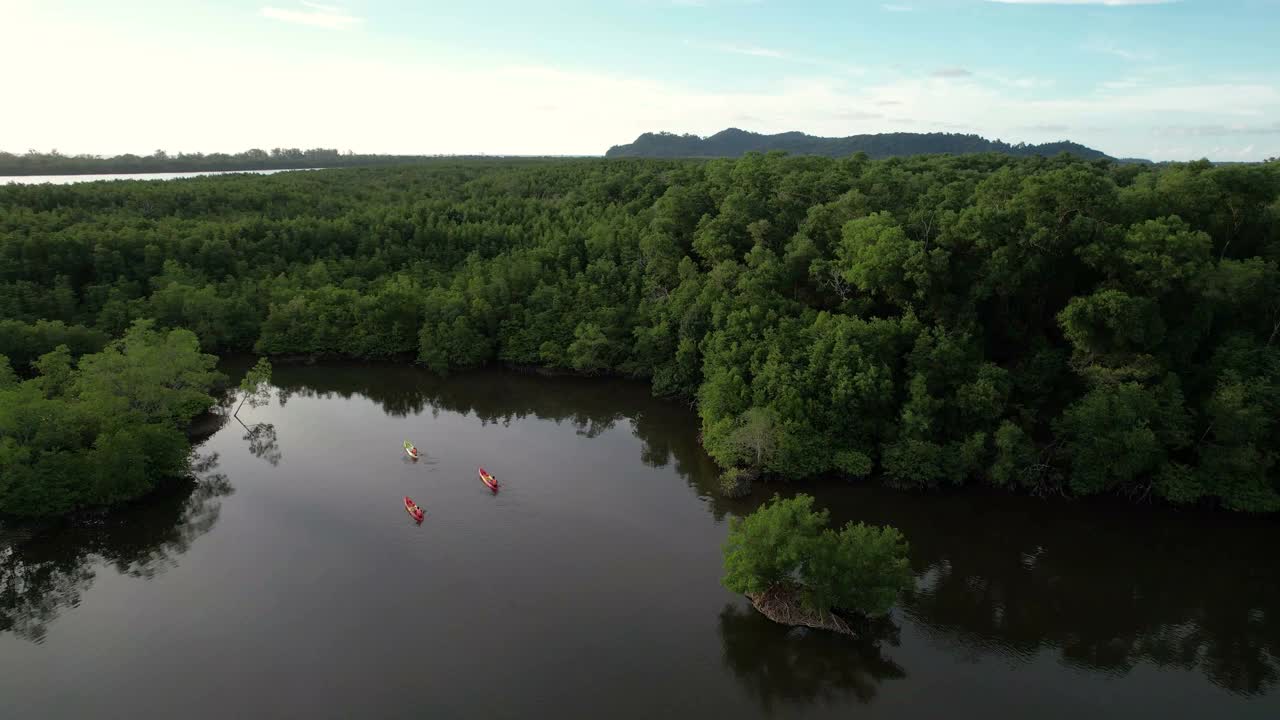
[606,128,1117,161]
[0,148,503,176]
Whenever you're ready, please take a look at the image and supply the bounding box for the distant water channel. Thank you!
[1,364,1276,719]
[0,168,318,185]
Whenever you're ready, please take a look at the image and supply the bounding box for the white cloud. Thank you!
[707,43,788,59]
[260,2,361,30]
[668,0,764,6]
[931,67,974,78]
[987,0,1176,5]
[1154,122,1280,137]
[1033,84,1280,117]
[692,41,865,75]
[1085,39,1155,62]
[984,72,1054,89]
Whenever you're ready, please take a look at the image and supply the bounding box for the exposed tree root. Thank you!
[746,585,856,636]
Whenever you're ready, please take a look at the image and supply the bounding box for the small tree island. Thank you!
[723,494,913,635]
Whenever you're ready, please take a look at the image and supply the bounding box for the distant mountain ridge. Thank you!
[606,128,1121,161]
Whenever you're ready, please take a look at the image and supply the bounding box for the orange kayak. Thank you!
[478,467,499,493]
[404,496,424,522]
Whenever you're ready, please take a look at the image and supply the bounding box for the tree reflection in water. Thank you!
[241,422,282,467]
[718,602,906,711]
[0,453,233,643]
[234,362,1280,699]
[883,492,1280,698]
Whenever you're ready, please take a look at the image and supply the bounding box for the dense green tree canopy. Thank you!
[1,154,1277,510]
[0,321,220,517]
[723,494,912,617]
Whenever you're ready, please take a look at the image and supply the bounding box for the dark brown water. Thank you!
[2,365,1277,719]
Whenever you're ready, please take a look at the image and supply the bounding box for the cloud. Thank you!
[1019,123,1071,132]
[669,0,764,6]
[260,2,361,29]
[692,41,865,75]
[931,67,973,78]
[1154,122,1280,137]
[833,110,884,120]
[986,0,1176,5]
[882,3,913,10]
[1089,43,1154,61]
[708,43,787,58]
[984,72,1053,89]
[1030,84,1280,118]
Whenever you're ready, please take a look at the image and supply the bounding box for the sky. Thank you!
[2,0,1277,161]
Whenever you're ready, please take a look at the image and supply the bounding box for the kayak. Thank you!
[478,467,499,493]
[404,440,419,460]
[404,496,424,522]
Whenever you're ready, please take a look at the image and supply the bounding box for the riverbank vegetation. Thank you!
[1,154,1277,510]
[0,321,220,517]
[0,148,459,176]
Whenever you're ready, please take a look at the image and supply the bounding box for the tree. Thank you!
[723,407,782,471]
[723,494,913,618]
[566,322,615,373]
[723,494,830,596]
[838,212,924,307]
[0,354,16,389]
[235,358,274,419]
[74,320,220,425]
[1056,380,1188,497]
[805,522,913,617]
[0,322,221,517]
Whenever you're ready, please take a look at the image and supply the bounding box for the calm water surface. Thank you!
[0,168,317,185]
[1,364,1276,719]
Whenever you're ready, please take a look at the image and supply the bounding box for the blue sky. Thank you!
[3,0,1277,160]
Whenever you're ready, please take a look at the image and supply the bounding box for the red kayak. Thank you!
[478,467,499,493]
[404,496,424,522]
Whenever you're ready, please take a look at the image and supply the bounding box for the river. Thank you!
[0,168,318,185]
[1,364,1276,719]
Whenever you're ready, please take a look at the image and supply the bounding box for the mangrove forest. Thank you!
[1,153,1278,514]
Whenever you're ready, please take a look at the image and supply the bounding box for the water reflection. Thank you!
[241,422,282,466]
[718,602,906,710]
[265,364,727,514]
[0,453,232,643]
[817,487,1280,698]
[221,362,1280,704]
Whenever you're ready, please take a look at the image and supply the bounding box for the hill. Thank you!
[606,128,1117,161]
